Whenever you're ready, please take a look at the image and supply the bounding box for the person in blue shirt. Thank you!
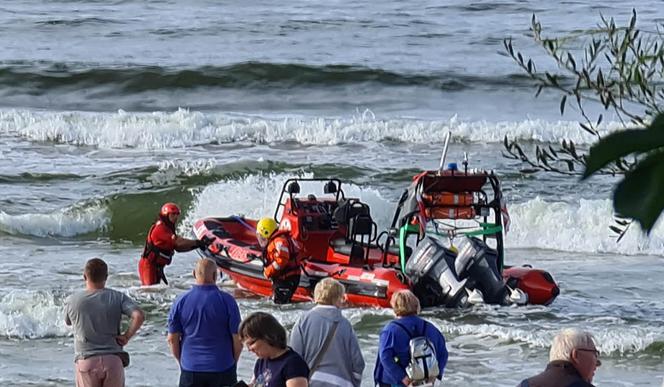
[374,290,449,387]
[167,258,243,387]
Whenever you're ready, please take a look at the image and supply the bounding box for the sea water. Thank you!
[1,1,663,385]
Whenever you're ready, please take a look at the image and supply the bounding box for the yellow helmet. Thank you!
[256,217,278,239]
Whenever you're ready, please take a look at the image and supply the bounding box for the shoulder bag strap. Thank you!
[308,320,340,379]
[420,320,429,337]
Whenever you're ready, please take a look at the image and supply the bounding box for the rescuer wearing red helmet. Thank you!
[139,203,212,286]
[256,217,301,304]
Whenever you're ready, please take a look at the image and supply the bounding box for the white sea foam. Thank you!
[182,172,300,232]
[182,172,394,234]
[0,204,108,237]
[0,108,625,149]
[435,318,663,355]
[506,197,664,256]
[148,158,216,186]
[0,290,69,339]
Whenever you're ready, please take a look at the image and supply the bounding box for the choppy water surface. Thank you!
[1,0,663,386]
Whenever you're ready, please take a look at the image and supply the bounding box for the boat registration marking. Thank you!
[309,270,328,277]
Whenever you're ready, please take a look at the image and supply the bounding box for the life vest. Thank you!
[141,220,176,267]
[263,230,301,279]
[422,192,474,206]
[424,206,476,219]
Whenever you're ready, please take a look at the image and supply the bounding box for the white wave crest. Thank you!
[0,290,69,339]
[182,172,395,234]
[148,159,216,186]
[0,204,108,237]
[506,197,664,256]
[436,318,662,354]
[1,108,624,149]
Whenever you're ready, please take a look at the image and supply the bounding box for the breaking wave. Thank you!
[435,317,664,355]
[182,172,395,235]
[506,197,664,256]
[1,108,622,149]
[0,204,108,238]
[0,290,69,339]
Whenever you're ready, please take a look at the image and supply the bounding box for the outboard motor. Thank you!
[454,236,511,305]
[405,236,469,307]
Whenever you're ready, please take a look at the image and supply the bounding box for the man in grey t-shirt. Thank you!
[65,258,145,387]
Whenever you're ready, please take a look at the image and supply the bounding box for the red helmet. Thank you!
[160,202,181,217]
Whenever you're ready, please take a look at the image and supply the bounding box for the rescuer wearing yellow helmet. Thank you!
[256,217,301,304]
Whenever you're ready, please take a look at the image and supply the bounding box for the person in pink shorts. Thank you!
[65,258,145,386]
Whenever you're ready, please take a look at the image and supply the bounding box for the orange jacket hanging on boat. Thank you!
[422,192,474,206]
[425,206,476,219]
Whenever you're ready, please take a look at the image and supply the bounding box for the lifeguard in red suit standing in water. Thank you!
[139,203,212,286]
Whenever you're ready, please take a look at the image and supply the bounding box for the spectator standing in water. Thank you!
[290,278,364,387]
[255,217,301,304]
[167,258,243,387]
[240,312,309,387]
[65,257,145,387]
[374,290,448,387]
[518,328,601,387]
[139,202,211,285]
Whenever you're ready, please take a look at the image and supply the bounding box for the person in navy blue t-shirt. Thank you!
[167,259,243,387]
[239,312,309,387]
[374,290,449,387]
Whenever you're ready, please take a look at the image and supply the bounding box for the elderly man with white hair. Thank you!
[518,328,601,387]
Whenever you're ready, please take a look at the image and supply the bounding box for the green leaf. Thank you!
[567,53,576,70]
[609,225,624,235]
[565,159,575,172]
[582,113,664,178]
[546,72,558,85]
[652,113,664,131]
[579,123,596,135]
[613,151,664,233]
[560,95,567,115]
[569,141,577,158]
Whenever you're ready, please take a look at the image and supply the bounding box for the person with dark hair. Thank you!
[239,312,309,387]
[167,258,243,387]
[139,202,212,285]
[65,258,145,387]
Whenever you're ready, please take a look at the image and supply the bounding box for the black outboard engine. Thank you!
[454,236,510,305]
[405,236,469,307]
